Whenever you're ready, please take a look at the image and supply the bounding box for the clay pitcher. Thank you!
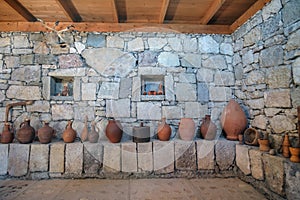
[178,118,195,141]
[221,99,247,140]
[282,133,290,158]
[199,115,217,140]
[157,118,171,141]
[62,121,76,143]
[81,116,88,142]
[106,120,123,143]
[16,118,35,144]
[38,121,55,144]
[88,121,99,143]
[1,123,14,144]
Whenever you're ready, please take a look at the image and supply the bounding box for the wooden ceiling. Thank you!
[0,0,271,34]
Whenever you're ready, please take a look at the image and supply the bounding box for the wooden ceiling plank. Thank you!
[56,0,82,22]
[158,0,170,23]
[200,0,226,25]
[230,0,272,31]
[111,0,119,22]
[0,22,232,34]
[4,0,36,22]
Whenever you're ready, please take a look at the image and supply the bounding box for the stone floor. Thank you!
[0,178,267,200]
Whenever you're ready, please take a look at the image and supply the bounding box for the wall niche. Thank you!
[50,76,74,100]
[141,75,165,101]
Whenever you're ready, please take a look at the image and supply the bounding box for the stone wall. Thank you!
[232,0,300,149]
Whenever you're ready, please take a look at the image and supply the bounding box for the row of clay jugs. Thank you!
[178,118,195,141]
[221,99,247,140]
[106,119,123,143]
[157,118,171,141]
[62,120,76,143]
[37,121,55,144]
[0,123,14,144]
[199,115,217,140]
[17,118,35,144]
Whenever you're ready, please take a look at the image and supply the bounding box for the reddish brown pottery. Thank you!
[16,118,35,144]
[106,120,123,143]
[62,121,76,143]
[282,133,291,158]
[88,121,99,143]
[289,147,300,163]
[38,121,55,144]
[221,99,247,141]
[81,116,88,142]
[199,115,217,140]
[0,123,14,144]
[157,118,171,141]
[178,118,195,141]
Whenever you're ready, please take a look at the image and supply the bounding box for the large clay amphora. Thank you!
[16,119,35,144]
[62,121,76,143]
[106,120,123,143]
[221,99,247,140]
[38,121,55,144]
[88,121,99,143]
[178,118,195,141]
[157,118,171,141]
[200,115,217,140]
[0,123,14,144]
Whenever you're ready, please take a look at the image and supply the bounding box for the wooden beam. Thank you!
[56,0,82,22]
[200,0,225,25]
[158,0,170,23]
[0,22,233,34]
[4,0,36,22]
[230,0,272,31]
[111,0,119,23]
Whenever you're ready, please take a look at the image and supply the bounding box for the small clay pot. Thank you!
[62,121,76,143]
[16,119,35,144]
[282,133,290,158]
[199,115,217,140]
[106,120,123,143]
[157,118,171,141]
[0,123,14,144]
[289,147,300,163]
[244,128,259,146]
[258,139,270,152]
[38,121,55,144]
[148,90,156,95]
[178,118,195,141]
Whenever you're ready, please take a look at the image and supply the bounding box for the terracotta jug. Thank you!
[178,118,195,141]
[81,116,88,142]
[88,121,99,143]
[289,147,300,163]
[106,119,123,143]
[38,121,55,144]
[0,123,14,144]
[199,115,217,140]
[221,99,247,140]
[62,121,76,143]
[16,118,35,144]
[157,118,171,141]
[282,133,290,158]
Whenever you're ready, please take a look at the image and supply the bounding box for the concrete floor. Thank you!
[0,178,267,200]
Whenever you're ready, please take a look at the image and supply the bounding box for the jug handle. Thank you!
[20,121,26,128]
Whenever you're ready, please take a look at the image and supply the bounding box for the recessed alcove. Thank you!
[141,75,165,101]
[50,76,74,100]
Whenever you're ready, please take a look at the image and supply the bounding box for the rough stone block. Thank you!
[162,106,182,119]
[197,83,209,103]
[51,104,74,120]
[137,102,161,120]
[8,144,30,177]
[50,143,65,173]
[209,87,231,102]
[285,161,300,200]
[266,66,291,89]
[137,142,153,172]
[175,140,197,170]
[128,38,144,51]
[83,143,103,174]
[74,106,95,121]
[106,99,131,118]
[6,86,41,100]
[99,82,119,99]
[236,144,251,175]
[181,54,201,68]
[264,90,291,108]
[49,143,65,173]
[196,140,215,170]
[262,153,285,195]
[153,140,174,174]
[82,83,97,100]
[65,143,83,176]
[0,144,8,175]
[202,55,227,70]
[121,142,137,172]
[87,33,105,48]
[175,83,197,102]
[215,139,236,171]
[103,143,121,172]
[165,74,175,101]
[119,78,132,98]
[184,102,208,118]
[158,52,180,67]
[29,144,49,172]
[132,76,141,101]
[249,149,264,180]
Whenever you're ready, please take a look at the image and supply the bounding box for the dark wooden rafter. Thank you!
[200,0,226,25]
[56,0,82,22]
[4,0,36,22]
[111,0,119,23]
[158,0,170,23]
[230,0,272,31]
